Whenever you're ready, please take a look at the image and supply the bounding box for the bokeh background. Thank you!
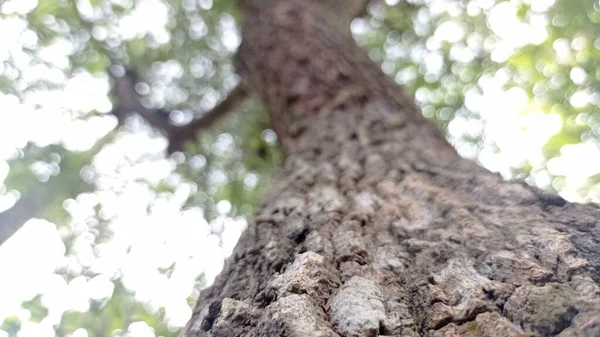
[1,0,599,336]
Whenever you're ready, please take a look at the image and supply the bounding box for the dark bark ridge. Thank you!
[184,1,600,336]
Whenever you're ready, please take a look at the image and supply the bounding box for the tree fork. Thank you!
[184,1,600,336]
[108,63,247,153]
[73,0,248,153]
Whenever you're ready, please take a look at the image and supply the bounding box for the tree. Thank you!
[180,1,600,336]
[3,0,600,336]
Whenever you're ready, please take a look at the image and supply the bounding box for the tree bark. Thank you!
[183,1,600,336]
[0,196,43,246]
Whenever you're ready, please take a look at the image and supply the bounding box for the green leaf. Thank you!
[543,131,582,157]
[21,295,48,323]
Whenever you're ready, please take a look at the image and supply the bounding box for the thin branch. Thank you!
[0,197,43,247]
[108,64,176,134]
[166,85,247,152]
[0,133,113,247]
[71,0,247,152]
[108,63,247,152]
[345,0,371,18]
[326,0,371,35]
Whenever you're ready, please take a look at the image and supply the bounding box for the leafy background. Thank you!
[0,0,599,336]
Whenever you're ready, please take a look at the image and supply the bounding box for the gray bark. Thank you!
[0,196,43,246]
[183,1,600,336]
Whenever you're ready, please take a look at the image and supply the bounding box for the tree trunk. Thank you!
[183,1,600,336]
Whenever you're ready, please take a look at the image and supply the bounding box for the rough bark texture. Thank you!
[183,1,600,336]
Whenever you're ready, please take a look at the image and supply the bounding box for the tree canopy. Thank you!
[1,0,599,336]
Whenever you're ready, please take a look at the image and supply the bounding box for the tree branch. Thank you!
[337,0,370,20]
[70,0,248,153]
[108,63,247,153]
[166,85,247,152]
[0,196,43,247]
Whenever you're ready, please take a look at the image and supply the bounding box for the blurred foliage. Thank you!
[1,0,599,336]
[56,282,175,337]
[358,0,600,198]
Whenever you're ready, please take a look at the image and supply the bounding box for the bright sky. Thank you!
[0,0,246,336]
[1,0,599,336]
